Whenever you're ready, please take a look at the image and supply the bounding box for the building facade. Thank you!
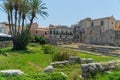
[0,22,23,35]
[0,22,10,34]
[72,16,120,46]
[1,16,120,46]
[30,23,49,39]
[49,24,73,44]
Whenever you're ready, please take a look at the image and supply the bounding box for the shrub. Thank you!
[12,30,31,50]
[28,43,40,47]
[52,50,69,61]
[52,48,77,61]
[101,71,120,80]
[34,36,46,45]
[42,45,59,54]
[71,70,82,80]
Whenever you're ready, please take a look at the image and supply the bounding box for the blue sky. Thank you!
[0,0,120,27]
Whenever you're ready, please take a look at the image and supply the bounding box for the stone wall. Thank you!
[0,41,12,49]
[84,25,120,46]
[72,16,120,46]
[114,31,120,46]
[79,44,120,56]
[81,60,120,79]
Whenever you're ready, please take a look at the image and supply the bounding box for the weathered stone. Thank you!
[105,71,112,74]
[79,75,84,80]
[102,64,109,71]
[69,56,80,64]
[79,43,120,56]
[81,58,94,64]
[82,72,89,79]
[43,66,54,72]
[87,58,94,63]
[109,60,120,68]
[81,64,89,72]
[89,63,97,74]
[50,60,69,67]
[81,60,120,79]
[60,72,67,77]
[81,63,103,78]
[0,70,24,76]
[95,63,104,72]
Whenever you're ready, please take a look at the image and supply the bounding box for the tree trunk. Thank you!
[8,13,12,36]
[28,16,34,32]
[14,9,18,35]
[18,12,21,35]
[22,14,25,31]
[10,9,15,36]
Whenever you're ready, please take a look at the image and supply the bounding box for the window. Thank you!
[77,36,79,39]
[66,31,68,35]
[50,31,52,34]
[56,31,58,34]
[0,27,5,33]
[60,35,61,38]
[91,22,94,27]
[45,32,47,35]
[112,22,113,24]
[101,21,104,26]
[76,28,78,31]
[61,31,63,34]
[36,30,37,33]
[119,26,120,28]
[53,31,55,34]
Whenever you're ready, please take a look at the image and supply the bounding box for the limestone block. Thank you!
[50,60,69,67]
[81,63,103,78]
[0,70,24,76]
[43,66,54,72]
[81,58,94,64]
[69,56,80,64]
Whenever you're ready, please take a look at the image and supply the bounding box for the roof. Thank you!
[92,16,115,21]
[35,28,48,31]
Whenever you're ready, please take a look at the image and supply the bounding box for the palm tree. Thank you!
[28,0,48,31]
[1,0,48,50]
[1,2,12,35]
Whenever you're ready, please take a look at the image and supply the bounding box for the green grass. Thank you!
[0,43,52,74]
[89,69,120,80]
[0,43,119,80]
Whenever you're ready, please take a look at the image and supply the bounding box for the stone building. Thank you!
[49,24,73,44]
[0,22,10,34]
[114,20,120,30]
[30,23,49,39]
[72,16,120,46]
[0,22,22,35]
